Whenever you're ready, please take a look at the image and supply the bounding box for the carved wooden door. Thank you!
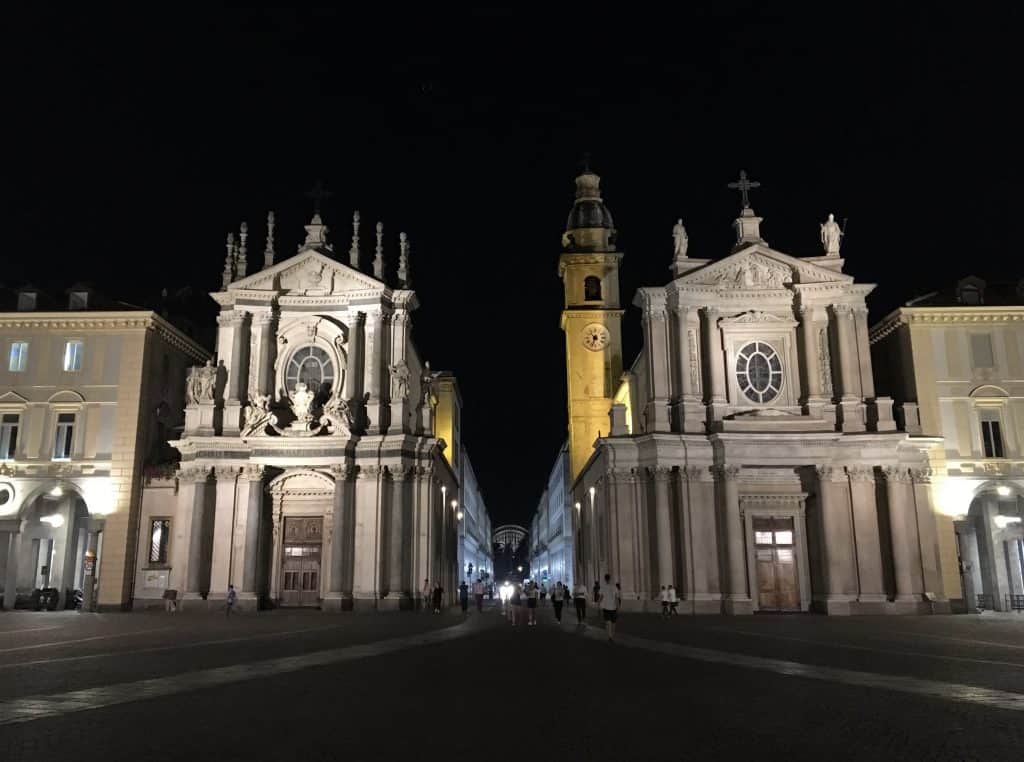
[753,516,800,612]
[280,517,323,607]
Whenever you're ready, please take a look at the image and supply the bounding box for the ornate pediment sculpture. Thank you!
[241,393,276,437]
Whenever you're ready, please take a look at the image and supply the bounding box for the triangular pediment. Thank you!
[675,245,853,289]
[0,391,29,405]
[227,250,386,296]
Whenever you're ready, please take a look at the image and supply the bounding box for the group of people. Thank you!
[422,578,494,614]
[500,577,622,639]
[658,585,680,617]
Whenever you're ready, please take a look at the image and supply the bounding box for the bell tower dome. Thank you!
[558,164,625,480]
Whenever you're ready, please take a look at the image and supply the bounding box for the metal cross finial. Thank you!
[727,170,761,210]
[305,180,334,215]
[579,152,592,173]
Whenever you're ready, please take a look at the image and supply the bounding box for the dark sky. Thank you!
[7,6,1017,527]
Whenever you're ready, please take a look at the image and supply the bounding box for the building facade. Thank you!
[1,291,208,611]
[133,210,463,611]
[529,442,573,589]
[563,168,948,615]
[871,277,1024,612]
[457,453,493,586]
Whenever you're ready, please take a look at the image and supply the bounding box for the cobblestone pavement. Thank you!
[2,605,1023,761]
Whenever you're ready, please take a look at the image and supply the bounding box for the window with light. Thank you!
[735,341,782,403]
[9,342,28,372]
[63,341,83,372]
[285,345,335,397]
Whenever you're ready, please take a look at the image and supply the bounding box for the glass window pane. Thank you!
[755,531,773,545]
[774,530,794,545]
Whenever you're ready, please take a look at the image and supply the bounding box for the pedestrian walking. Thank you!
[659,585,669,618]
[510,584,523,626]
[473,578,485,612]
[573,582,587,625]
[599,573,621,642]
[668,584,679,615]
[540,583,548,606]
[592,579,600,604]
[225,584,237,617]
[551,581,565,623]
[422,578,431,612]
[459,580,470,614]
[432,583,444,614]
[526,581,540,626]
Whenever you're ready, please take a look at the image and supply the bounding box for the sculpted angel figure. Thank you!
[241,393,274,436]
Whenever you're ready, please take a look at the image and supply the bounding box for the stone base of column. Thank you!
[223,399,243,433]
[888,596,932,615]
[364,402,383,434]
[351,595,380,612]
[723,596,754,615]
[839,400,866,432]
[706,402,730,431]
[645,399,673,433]
[815,594,857,615]
[692,594,724,615]
[676,399,707,433]
[321,592,347,612]
[379,592,410,611]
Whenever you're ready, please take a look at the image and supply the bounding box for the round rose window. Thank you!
[736,341,782,403]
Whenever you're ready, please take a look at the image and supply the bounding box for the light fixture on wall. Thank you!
[456,511,464,520]
[40,514,65,528]
[996,485,1012,497]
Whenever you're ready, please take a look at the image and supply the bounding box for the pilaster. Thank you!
[883,466,927,610]
[846,466,886,605]
[651,467,674,590]
[832,304,865,432]
[718,465,752,614]
[208,466,240,601]
[815,465,857,614]
[674,305,704,433]
[682,466,721,612]
[351,464,383,608]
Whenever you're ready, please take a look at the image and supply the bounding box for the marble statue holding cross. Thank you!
[672,219,688,258]
[820,213,844,256]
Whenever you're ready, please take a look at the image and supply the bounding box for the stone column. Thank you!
[674,306,704,433]
[346,312,366,403]
[652,467,674,590]
[719,465,751,614]
[911,467,947,609]
[640,293,672,432]
[846,467,886,604]
[363,310,385,435]
[799,305,823,401]
[80,519,103,612]
[388,308,412,436]
[351,465,383,608]
[816,465,857,614]
[4,523,24,609]
[704,307,727,405]
[853,306,875,400]
[326,464,355,610]
[883,466,925,607]
[832,304,865,432]
[386,467,408,604]
[268,497,284,603]
[171,467,211,602]
[218,311,250,433]
[250,312,277,397]
[237,465,264,607]
[208,466,240,601]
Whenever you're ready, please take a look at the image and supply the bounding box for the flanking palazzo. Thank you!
[134,210,461,611]
[562,168,948,615]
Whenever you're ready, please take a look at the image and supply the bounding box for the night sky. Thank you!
[7,7,1017,527]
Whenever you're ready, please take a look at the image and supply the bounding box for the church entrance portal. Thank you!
[753,516,800,611]
[280,517,323,607]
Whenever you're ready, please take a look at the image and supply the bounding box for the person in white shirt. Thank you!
[598,573,621,641]
[472,579,485,612]
[422,578,431,612]
[659,585,669,618]
[667,584,679,615]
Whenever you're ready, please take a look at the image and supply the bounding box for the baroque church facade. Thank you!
[133,208,466,611]
[562,169,949,615]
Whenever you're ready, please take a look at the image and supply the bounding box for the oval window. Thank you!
[735,341,782,403]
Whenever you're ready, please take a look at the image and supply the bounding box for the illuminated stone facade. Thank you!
[133,211,466,611]
[0,304,207,611]
[871,279,1024,611]
[530,442,573,589]
[564,170,949,615]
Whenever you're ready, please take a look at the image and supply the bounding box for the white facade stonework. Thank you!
[133,212,464,611]
[563,170,949,615]
[530,442,573,590]
[871,279,1024,612]
[0,309,207,611]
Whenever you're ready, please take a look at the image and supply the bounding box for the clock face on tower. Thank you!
[581,323,611,352]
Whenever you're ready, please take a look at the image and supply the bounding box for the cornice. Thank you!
[871,307,1024,345]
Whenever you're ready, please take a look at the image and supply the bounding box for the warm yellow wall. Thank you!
[613,377,633,435]
[433,378,460,471]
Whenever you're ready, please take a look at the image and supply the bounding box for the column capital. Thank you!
[682,465,713,482]
[389,465,413,482]
[846,466,876,484]
[882,466,911,484]
[910,467,934,484]
[177,466,211,484]
[251,311,277,327]
[831,303,854,319]
[330,463,357,481]
[815,464,846,483]
[649,466,673,481]
[214,465,239,479]
[217,310,248,327]
[715,464,741,481]
[357,465,382,479]
[242,464,265,481]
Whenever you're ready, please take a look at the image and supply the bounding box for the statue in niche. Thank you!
[241,393,275,436]
[186,359,217,404]
[672,219,688,258]
[289,381,316,425]
[389,360,411,400]
[820,213,843,256]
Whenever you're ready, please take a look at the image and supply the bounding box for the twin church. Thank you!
[560,169,948,615]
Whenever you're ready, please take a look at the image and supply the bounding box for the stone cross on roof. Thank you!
[728,170,761,210]
[305,180,333,215]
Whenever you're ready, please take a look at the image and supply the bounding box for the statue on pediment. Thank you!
[186,360,217,405]
[389,361,411,400]
[289,382,316,426]
[672,219,688,258]
[320,392,354,437]
[241,393,275,436]
[820,213,843,256]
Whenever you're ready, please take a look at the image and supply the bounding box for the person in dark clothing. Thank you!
[593,580,600,604]
[432,583,444,614]
[459,581,470,614]
[551,581,566,623]
[574,582,588,625]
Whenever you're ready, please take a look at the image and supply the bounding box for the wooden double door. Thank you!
[280,517,323,607]
[753,516,800,611]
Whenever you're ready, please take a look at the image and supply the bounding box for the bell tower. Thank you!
[559,166,625,480]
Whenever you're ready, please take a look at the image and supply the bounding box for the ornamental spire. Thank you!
[237,221,248,278]
[264,211,276,268]
[222,231,235,289]
[398,231,411,288]
[349,210,361,268]
[373,221,384,280]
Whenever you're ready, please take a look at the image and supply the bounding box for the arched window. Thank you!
[285,346,335,404]
[584,276,602,301]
